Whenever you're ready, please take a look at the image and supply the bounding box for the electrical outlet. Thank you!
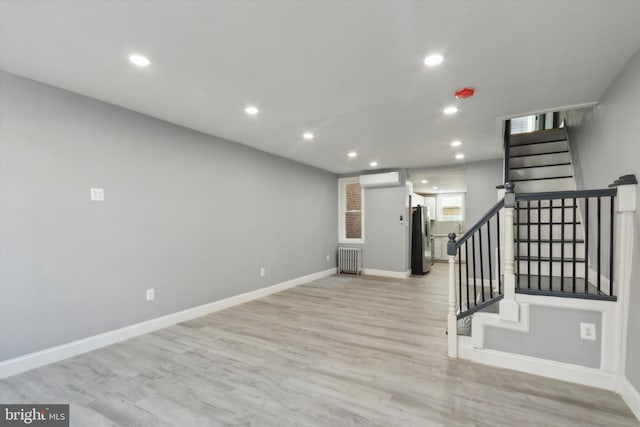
[260,268,265,277]
[326,254,330,262]
[90,188,104,201]
[146,288,155,301]
[580,323,596,341]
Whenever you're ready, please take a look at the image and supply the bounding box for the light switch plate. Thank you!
[90,188,104,201]
[146,288,155,301]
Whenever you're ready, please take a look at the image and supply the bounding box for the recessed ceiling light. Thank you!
[433,186,439,190]
[421,180,428,184]
[451,140,462,147]
[245,106,259,115]
[129,54,150,67]
[348,151,357,158]
[455,153,465,159]
[369,161,378,167]
[443,106,458,115]
[303,132,314,140]
[424,54,444,66]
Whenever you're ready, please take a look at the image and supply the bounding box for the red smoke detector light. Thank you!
[455,87,475,99]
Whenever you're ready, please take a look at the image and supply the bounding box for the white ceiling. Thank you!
[2,1,640,174]
[409,166,467,194]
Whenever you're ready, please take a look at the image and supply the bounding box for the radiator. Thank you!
[338,247,363,275]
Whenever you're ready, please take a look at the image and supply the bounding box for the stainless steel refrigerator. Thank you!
[411,205,432,275]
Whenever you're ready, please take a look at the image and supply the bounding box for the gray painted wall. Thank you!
[465,159,503,227]
[464,159,503,280]
[0,72,338,361]
[563,48,640,389]
[484,305,602,368]
[342,185,410,273]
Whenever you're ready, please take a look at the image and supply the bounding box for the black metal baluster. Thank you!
[479,228,485,302]
[585,198,590,295]
[561,198,565,292]
[457,247,462,313]
[597,196,602,294]
[572,197,577,293]
[538,200,542,290]
[465,241,470,307]
[472,235,477,306]
[487,221,493,299]
[609,195,614,296]
[497,213,502,295]
[516,201,520,289]
[549,199,553,292]
[527,201,531,289]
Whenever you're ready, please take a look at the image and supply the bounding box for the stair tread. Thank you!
[514,274,616,300]
[509,138,568,147]
[510,175,573,182]
[510,150,569,158]
[509,128,568,146]
[515,256,586,262]
[510,162,572,170]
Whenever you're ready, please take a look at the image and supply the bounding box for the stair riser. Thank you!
[509,164,573,181]
[515,226,583,240]
[510,128,568,146]
[509,152,571,168]
[516,243,585,259]
[513,177,575,193]
[510,140,568,157]
[516,261,586,278]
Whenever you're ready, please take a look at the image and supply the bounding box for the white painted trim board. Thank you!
[0,267,337,379]
[471,348,617,390]
[363,268,411,279]
[620,378,640,421]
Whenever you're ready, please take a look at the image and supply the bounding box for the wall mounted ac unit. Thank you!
[359,171,401,188]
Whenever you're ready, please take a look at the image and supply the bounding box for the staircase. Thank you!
[449,121,624,338]
[444,114,638,406]
[508,127,573,192]
[504,126,612,298]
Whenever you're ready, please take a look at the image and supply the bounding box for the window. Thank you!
[510,115,536,134]
[437,193,465,221]
[338,177,364,243]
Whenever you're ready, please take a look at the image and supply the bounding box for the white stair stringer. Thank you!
[459,292,620,390]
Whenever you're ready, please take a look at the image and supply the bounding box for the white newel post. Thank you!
[612,175,637,388]
[499,182,519,321]
[447,232,458,358]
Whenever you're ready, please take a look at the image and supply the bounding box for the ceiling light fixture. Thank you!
[451,140,462,147]
[421,180,428,184]
[369,161,378,167]
[443,106,458,115]
[129,54,150,67]
[433,186,439,190]
[303,132,314,140]
[455,153,465,160]
[244,106,259,115]
[348,151,357,158]
[424,54,444,66]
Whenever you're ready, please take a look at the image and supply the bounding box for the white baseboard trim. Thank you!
[363,268,411,279]
[620,378,640,421]
[471,348,617,390]
[0,267,337,379]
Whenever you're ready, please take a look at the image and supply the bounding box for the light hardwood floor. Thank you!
[1,264,637,426]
